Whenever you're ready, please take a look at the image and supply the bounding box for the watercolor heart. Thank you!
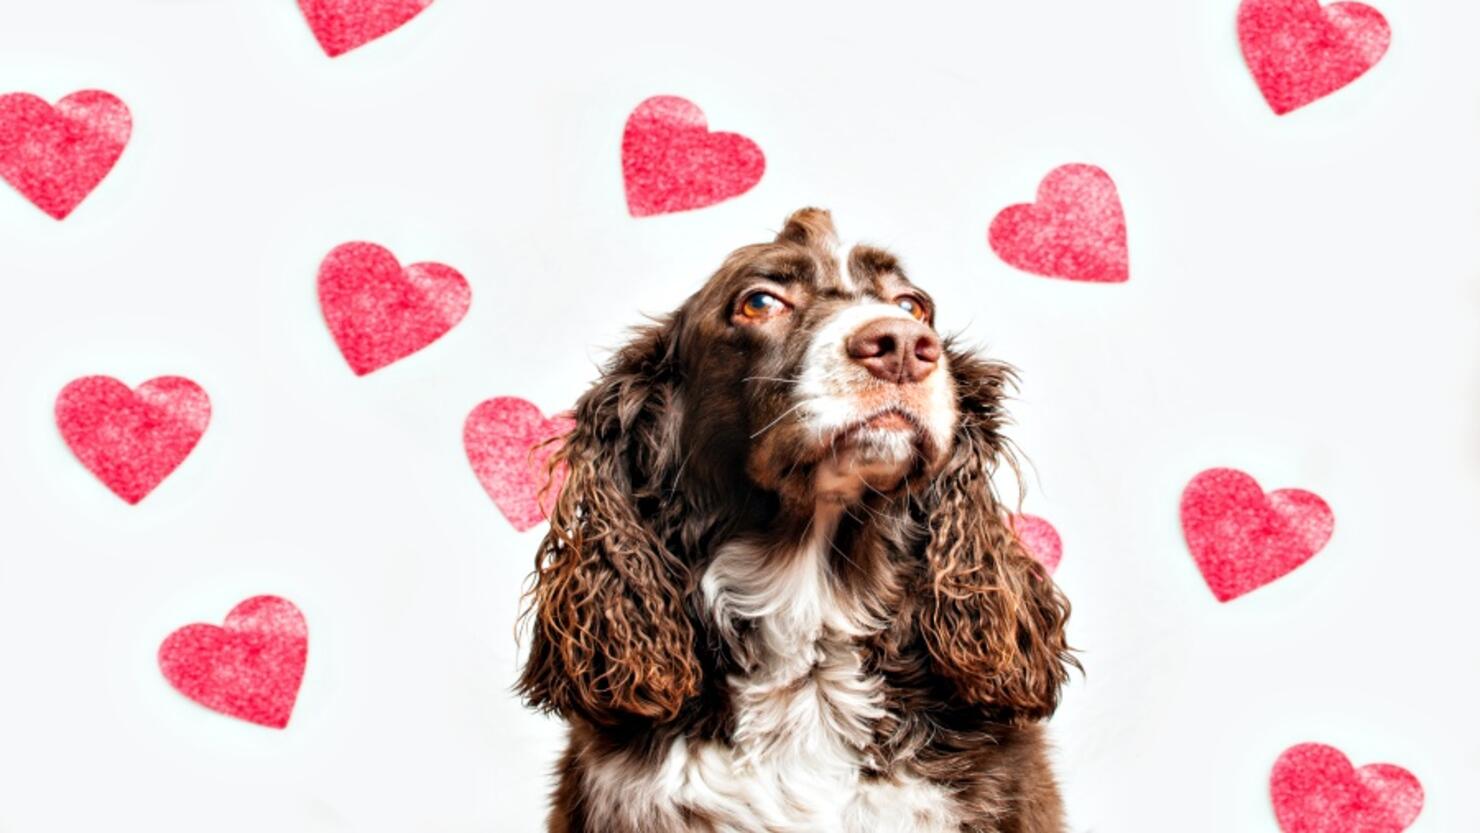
[1011,514,1063,574]
[1238,0,1391,115]
[622,95,765,217]
[988,164,1128,283]
[55,376,210,505]
[464,397,574,532]
[158,596,308,729]
[1271,743,1423,833]
[317,242,471,376]
[1180,467,1334,602]
[298,0,434,57]
[0,90,131,219]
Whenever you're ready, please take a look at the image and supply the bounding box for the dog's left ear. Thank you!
[917,348,1074,721]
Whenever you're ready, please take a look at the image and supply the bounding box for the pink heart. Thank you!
[298,0,434,57]
[1239,0,1390,115]
[317,242,471,376]
[1271,743,1423,833]
[0,90,131,219]
[55,376,211,505]
[988,164,1128,283]
[1011,514,1063,574]
[1180,467,1334,602]
[464,398,574,532]
[158,596,308,729]
[622,95,766,217]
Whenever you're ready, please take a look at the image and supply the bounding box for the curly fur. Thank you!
[918,350,1074,721]
[518,322,703,725]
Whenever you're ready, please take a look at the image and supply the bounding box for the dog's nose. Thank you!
[846,318,941,384]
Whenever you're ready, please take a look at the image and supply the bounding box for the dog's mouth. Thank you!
[864,410,913,431]
[831,406,925,444]
[810,408,932,504]
[824,406,933,469]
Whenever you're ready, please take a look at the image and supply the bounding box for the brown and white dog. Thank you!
[518,208,1076,832]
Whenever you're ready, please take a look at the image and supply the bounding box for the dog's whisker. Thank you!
[749,401,806,439]
[741,374,804,384]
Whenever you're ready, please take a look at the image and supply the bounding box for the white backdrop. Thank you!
[1,1,1478,830]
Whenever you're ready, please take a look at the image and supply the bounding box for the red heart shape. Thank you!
[317,242,471,376]
[1180,467,1334,602]
[298,0,434,57]
[55,376,211,505]
[1271,743,1423,832]
[158,596,308,729]
[1238,0,1391,115]
[988,164,1128,283]
[0,90,131,220]
[1011,514,1063,574]
[622,95,766,217]
[464,398,574,532]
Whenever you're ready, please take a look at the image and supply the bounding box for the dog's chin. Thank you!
[812,410,929,507]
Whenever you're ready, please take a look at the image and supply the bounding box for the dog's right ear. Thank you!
[516,316,702,726]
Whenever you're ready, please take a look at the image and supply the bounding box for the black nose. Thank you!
[845,318,941,384]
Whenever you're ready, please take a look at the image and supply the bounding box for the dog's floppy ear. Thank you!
[517,316,701,726]
[917,348,1074,721]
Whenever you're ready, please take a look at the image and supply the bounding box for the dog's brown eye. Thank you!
[896,295,928,322]
[739,291,787,321]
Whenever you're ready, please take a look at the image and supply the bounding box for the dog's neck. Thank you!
[701,494,907,665]
[700,505,889,756]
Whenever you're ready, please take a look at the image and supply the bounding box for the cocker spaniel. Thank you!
[518,208,1075,832]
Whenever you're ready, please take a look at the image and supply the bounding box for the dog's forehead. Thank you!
[693,213,931,318]
[825,240,908,297]
[706,241,910,298]
[775,209,912,294]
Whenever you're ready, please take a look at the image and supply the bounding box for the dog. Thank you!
[518,208,1075,832]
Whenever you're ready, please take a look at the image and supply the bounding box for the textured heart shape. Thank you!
[298,0,434,57]
[0,90,131,219]
[1271,743,1423,832]
[989,164,1128,283]
[622,95,765,217]
[464,397,574,532]
[1238,0,1391,115]
[55,376,210,504]
[1011,514,1062,574]
[318,242,471,376]
[158,596,308,729]
[1180,467,1334,602]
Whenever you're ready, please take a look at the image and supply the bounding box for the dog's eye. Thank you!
[896,295,928,322]
[738,291,788,322]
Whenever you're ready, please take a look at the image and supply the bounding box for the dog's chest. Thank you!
[658,538,960,832]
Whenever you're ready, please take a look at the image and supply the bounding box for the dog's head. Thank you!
[519,208,1071,726]
[666,206,958,510]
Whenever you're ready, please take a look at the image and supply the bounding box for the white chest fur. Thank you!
[582,529,960,833]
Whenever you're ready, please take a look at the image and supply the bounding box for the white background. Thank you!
[1,1,1477,830]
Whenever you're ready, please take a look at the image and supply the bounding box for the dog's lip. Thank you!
[830,407,926,448]
[866,411,913,430]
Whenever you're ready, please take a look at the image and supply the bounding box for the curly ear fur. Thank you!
[918,348,1075,722]
[517,318,702,726]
